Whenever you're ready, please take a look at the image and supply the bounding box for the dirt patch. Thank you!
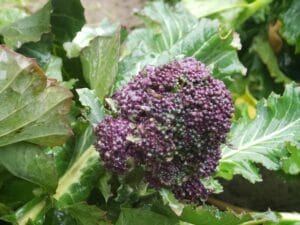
[81,0,147,28]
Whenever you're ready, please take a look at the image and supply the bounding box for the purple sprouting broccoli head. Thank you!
[95,57,234,203]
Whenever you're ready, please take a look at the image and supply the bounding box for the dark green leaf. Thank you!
[0,142,58,193]
[252,35,291,83]
[116,208,179,225]
[50,0,85,44]
[280,0,300,53]
[64,202,110,225]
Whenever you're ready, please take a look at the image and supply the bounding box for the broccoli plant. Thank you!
[0,0,300,225]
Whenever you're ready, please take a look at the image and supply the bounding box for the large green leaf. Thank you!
[251,35,291,83]
[182,0,272,28]
[114,1,245,90]
[116,208,179,225]
[0,2,51,49]
[53,146,101,208]
[0,0,28,30]
[50,0,85,44]
[64,202,110,225]
[0,46,73,147]
[180,206,252,225]
[219,84,300,183]
[280,0,300,53]
[80,29,120,101]
[0,142,58,193]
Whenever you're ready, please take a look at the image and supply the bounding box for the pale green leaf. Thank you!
[114,1,245,90]
[45,55,63,81]
[182,0,272,28]
[0,2,51,49]
[63,20,119,58]
[280,0,300,53]
[76,88,105,127]
[98,171,113,203]
[0,142,58,193]
[282,144,300,175]
[252,35,291,83]
[219,84,300,183]
[0,46,73,147]
[80,27,120,101]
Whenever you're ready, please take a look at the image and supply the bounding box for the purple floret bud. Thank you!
[94,57,234,203]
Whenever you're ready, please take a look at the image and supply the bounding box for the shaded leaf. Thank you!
[116,208,179,225]
[252,35,291,83]
[65,202,110,225]
[219,84,300,182]
[0,46,73,147]
[280,0,300,53]
[98,172,113,203]
[50,0,85,44]
[0,142,58,193]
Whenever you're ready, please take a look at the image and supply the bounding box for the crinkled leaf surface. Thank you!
[0,142,58,193]
[252,35,291,83]
[114,1,245,90]
[0,2,51,49]
[280,0,300,53]
[0,46,73,147]
[219,84,300,182]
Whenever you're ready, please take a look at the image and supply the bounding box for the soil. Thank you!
[33,0,147,28]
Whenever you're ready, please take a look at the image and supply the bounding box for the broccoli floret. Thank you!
[95,57,234,203]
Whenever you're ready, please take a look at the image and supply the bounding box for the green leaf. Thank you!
[159,189,184,216]
[63,20,119,58]
[64,202,110,225]
[0,46,73,147]
[282,144,300,175]
[53,145,101,208]
[80,27,120,101]
[219,84,300,183]
[50,0,85,44]
[0,1,28,30]
[76,88,105,127]
[0,2,51,49]
[180,206,252,225]
[182,0,272,28]
[45,55,63,81]
[0,142,58,193]
[114,1,245,90]
[280,0,300,53]
[98,171,113,203]
[251,35,291,83]
[116,208,179,225]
